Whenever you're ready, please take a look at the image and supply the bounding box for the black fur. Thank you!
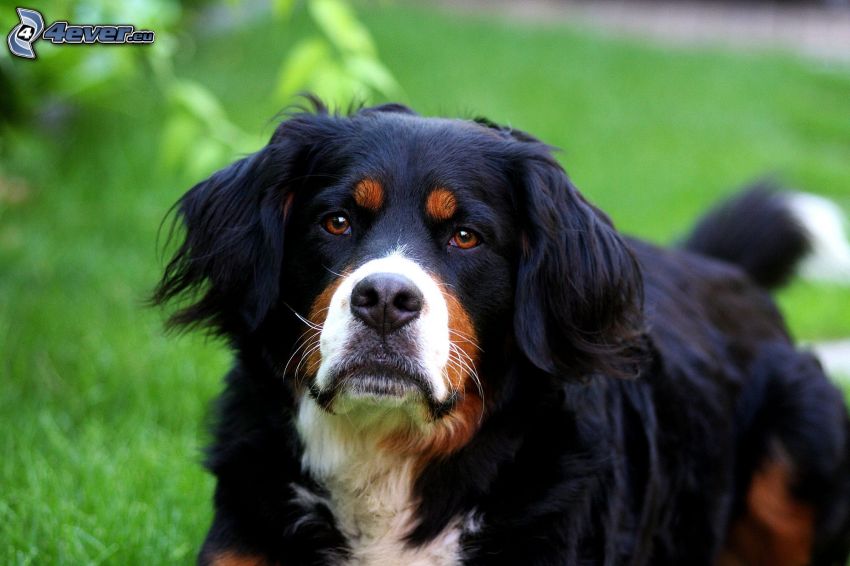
[153,101,850,565]
[511,151,644,380]
[684,182,811,289]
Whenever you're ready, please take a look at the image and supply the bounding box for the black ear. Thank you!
[152,114,325,335]
[512,150,645,380]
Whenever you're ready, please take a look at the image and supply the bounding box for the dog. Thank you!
[153,100,850,565]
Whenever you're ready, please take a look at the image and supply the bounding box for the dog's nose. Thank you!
[350,273,423,333]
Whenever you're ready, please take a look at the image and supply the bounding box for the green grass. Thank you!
[2,2,849,563]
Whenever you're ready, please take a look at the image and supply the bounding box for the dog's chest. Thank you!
[295,402,466,566]
[328,473,464,566]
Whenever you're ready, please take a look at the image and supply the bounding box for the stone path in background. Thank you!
[429,0,850,63]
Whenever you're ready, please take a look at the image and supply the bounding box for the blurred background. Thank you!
[2,0,849,562]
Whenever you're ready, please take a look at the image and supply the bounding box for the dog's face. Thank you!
[280,117,520,425]
[154,102,643,455]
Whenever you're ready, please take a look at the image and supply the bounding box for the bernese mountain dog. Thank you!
[153,100,850,565]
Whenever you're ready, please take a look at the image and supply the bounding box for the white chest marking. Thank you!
[295,399,466,566]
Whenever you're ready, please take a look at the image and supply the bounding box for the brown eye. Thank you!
[449,228,480,249]
[322,213,351,236]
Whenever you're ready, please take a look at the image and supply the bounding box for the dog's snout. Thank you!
[350,273,423,332]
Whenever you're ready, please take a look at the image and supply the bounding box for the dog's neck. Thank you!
[295,397,422,534]
[295,398,467,565]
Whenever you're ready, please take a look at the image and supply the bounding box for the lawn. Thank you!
[1,2,849,563]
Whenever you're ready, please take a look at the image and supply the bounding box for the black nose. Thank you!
[350,273,424,333]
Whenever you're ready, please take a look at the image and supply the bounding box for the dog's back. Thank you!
[639,185,850,565]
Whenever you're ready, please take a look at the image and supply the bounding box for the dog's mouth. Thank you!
[341,367,423,397]
[311,361,430,403]
[308,356,457,418]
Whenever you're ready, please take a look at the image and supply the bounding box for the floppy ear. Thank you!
[152,111,329,336]
[512,151,645,380]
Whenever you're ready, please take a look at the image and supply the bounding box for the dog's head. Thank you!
[154,101,643,456]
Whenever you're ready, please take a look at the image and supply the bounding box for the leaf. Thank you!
[309,0,375,56]
[311,63,364,105]
[164,80,259,163]
[272,0,298,20]
[168,80,228,125]
[186,138,227,180]
[52,51,135,99]
[160,114,200,171]
[345,55,402,99]
[274,38,331,103]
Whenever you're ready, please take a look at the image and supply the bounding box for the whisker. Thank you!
[294,340,321,375]
[322,265,345,278]
[283,329,321,379]
[451,342,479,368]
[294,341,322,380]
[448,344,483,398]
[282,302,325,331]
[295,312,323,331]
[448,329,483,351]
[448,344,484,422]
[444,356,464,390]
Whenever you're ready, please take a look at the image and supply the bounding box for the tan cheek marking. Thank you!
[205,551,271,566]
[717,459,814,566]
[282,191,295,223]
[443,289,480,396]
[381,282,483,466]
[308,276,344,326]
[353,178,384,211]
[425,188,457,221]
[284,275,346,389]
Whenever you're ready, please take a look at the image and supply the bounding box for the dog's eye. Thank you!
[449,228,481,250]
[322,213,351,236]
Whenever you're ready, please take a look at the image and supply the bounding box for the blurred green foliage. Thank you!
[1,0,181,123]
[275,0,402,103]
[1,0,400,178]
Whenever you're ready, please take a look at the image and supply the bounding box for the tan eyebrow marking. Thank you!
[425,188,457,221]
[353,178,384,211]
